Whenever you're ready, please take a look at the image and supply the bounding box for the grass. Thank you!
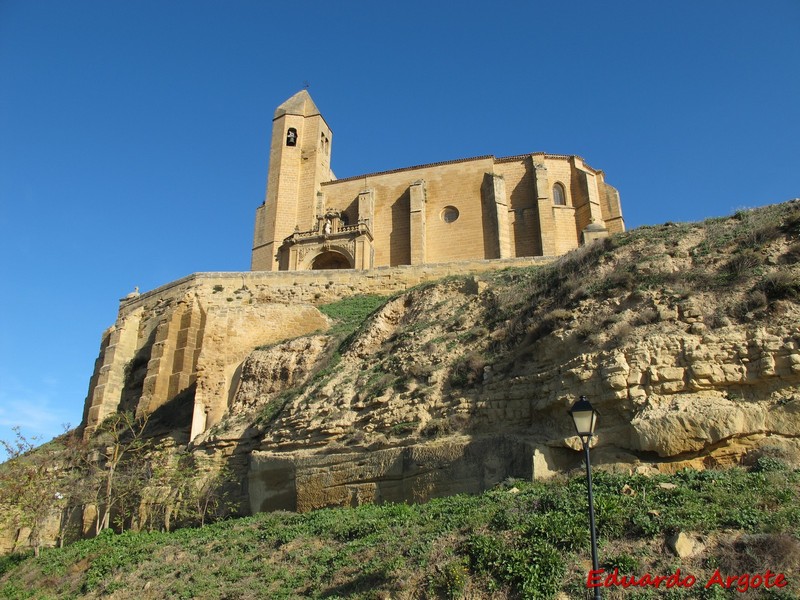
[317,294,389,341]
[253,295,389,425]
[1,466,798,599]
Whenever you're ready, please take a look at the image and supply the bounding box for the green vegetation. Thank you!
[252,295,389,426]
[0,417,234,559]
[0,430,70,557]
[317,294,389,341]
[1,466,798,599]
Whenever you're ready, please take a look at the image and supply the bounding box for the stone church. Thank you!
[251,90,624,272]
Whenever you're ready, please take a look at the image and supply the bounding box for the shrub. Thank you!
[605,552,639,574]
[449,352,486,388]
[718,533,800,574]
[545,308,572,321]
[466,533,565,598]
[574,317,598,341]
[705,308,732,329]
[595,268,636,295]
[732,208,784,249]
[427,558,468,600]
[781,241,800,265]
[756,270,800,300]
[752,456,789,473]
[723,249,762,281]
[520,512,587,552]
[390,421,419,436]
[632,308,659,326]
[421,418,451,438]
[520,309,573,346]
[730,290,768,320]
[406,362,434,381]
[612,321,634,345]
[778,213,800,242]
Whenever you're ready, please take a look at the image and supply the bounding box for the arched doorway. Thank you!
[311,251,352,270]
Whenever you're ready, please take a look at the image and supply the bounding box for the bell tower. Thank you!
[251,90,333,271]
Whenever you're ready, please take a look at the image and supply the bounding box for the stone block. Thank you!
[667,531,705,558]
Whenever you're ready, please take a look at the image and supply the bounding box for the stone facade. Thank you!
[251,91,624,272]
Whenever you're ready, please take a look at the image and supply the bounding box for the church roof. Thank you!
[274,90,321,119]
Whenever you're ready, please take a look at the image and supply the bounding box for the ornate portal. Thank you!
[279,210,374,270]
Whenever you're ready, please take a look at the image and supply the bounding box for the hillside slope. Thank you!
[1,467,799,599]
[3,200,800,565]
[208,200,800,514]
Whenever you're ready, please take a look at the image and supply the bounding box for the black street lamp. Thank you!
[570,396,601,600]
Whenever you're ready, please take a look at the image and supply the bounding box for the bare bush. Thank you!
[730,290,768,321]
[632,308,659,326]
[717,533,800,574]
[724,249,762,280]
[449,352,486,388]
[780,241,800,265]
[756,269,800,300]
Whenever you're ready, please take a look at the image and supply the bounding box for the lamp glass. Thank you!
[570,397,597,437]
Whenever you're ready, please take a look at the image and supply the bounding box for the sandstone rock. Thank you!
[667,531,705,558]
[71,208,800,532]
[249,436,538,513]
[233,335,331,409]
[631,396,768,457]
[690,322,707,334]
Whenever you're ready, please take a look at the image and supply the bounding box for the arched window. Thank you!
[286,128,298,147]
[553,182,566,206]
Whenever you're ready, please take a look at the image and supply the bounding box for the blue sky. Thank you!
[1,0,798,454]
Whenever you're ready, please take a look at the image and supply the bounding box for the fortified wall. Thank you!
[82,257,550,440]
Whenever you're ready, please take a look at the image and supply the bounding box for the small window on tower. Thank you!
[286,128,298,147]
[553,182,566,206]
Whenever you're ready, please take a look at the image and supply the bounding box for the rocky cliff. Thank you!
[208,201,800,514]
[5,201,800,553]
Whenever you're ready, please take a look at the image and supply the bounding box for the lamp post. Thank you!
[570,396,601,600]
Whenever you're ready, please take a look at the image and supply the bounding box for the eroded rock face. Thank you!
[239,203,800,512]
[233,336,332,410]
[249,436,537,513]
[249,288,800,467]
[80,202,800,521]
[238,277,800,515]
[632,396,785,457]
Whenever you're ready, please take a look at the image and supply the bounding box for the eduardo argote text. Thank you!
[588,568,788,593]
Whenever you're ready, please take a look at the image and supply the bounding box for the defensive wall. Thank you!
[82,256,552,441]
